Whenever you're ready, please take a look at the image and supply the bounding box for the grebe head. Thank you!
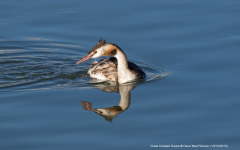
[76,39,117,64]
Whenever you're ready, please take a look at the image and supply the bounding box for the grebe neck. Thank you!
[115,49,135,84]
[118,85,133,110]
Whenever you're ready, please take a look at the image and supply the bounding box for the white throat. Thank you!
[115,50,135,84]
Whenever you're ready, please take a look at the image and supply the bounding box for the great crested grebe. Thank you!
[76,39,146,84]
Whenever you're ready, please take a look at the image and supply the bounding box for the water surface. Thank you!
[1,0,240,149]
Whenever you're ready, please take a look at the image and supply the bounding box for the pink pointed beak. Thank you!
[76,54,93,64]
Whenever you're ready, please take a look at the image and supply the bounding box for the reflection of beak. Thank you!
[76,54,93,64]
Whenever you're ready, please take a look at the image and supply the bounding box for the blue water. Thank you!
[1,0,240,149]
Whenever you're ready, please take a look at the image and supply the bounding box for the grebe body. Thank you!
[76,39,146,84]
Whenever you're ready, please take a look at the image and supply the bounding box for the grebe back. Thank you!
[76,39,146,84]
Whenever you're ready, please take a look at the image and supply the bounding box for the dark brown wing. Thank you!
[128,61,146,79]
[88,57,118,82]
[89,57,145,81]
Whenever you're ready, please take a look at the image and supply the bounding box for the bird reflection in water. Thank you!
[80,85,135,122]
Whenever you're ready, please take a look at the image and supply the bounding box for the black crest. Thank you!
[88,39,107,54]
[98,39,106,45]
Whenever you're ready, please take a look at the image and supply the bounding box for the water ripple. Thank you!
[0,40,169,92]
